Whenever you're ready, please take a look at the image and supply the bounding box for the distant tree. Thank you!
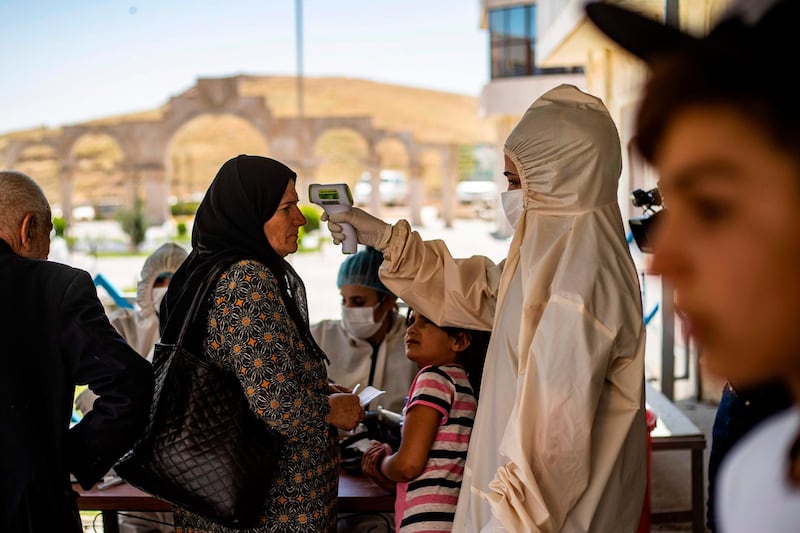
[117,198,147,252]
[457,144,478,180]
[298,205,322,251]
[170,201,200,216]
[301,205,321,233]
[176,221,188,240]
[52,216,66,238]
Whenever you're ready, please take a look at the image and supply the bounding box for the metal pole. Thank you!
[295,0,305,194]
[661,280,675,401]
[660,0,679,400]
[295,0,304,121]
[664,0,679,27]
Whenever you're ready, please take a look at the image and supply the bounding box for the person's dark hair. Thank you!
[634,27,800,169]
[405,309,490,400]
[442,326,490,401]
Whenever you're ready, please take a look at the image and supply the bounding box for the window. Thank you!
[488,4,583,79]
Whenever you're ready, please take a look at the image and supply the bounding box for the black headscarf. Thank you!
[161,154,326,362]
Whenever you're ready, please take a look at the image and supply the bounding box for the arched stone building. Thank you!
[2,75,464,227]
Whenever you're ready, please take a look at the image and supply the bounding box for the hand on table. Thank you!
[361,440,395,491]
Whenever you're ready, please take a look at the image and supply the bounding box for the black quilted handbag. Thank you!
[115,262,282,529]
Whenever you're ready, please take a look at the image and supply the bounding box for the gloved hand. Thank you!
[322,207,393,251]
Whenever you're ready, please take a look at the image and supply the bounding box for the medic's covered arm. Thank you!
[379,219,501,331]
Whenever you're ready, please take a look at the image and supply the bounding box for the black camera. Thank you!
[631,188,662,211]
[628,188,664,254]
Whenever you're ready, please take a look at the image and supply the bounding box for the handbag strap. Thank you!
[166,261,229,348]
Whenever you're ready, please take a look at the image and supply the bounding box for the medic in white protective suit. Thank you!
[325,84,647,532]
[311,246,417,412]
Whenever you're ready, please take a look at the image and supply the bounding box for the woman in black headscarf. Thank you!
[162,155,364,532]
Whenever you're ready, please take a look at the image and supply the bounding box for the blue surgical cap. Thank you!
[336,246,393,295]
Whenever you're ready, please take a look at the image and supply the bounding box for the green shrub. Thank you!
[52,216,66,237]
[176,222,188,239]
[301,204,321,232]
[116,198,147,252]
[297,205,323,252]
[171,201,200,217]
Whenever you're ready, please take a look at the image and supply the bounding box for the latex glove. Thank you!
[322,207,393,251]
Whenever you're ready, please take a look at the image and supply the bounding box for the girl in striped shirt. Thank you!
[362,308,489,532]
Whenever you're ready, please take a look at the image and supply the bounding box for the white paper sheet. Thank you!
[358,385,386,407]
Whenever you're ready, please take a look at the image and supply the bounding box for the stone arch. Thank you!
[14,143,61,209]
[419,148,445,199]
[310,127,370,186]
[164,113,270,204]
[66,132,126,219]
[373,136,410,172]
[160,77,272,146]
[1,74,440,228]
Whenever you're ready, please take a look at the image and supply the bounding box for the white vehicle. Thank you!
[71,205,96,221]
[353,170,410,206]
[456,177,498,206]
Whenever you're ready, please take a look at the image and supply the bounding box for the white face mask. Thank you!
[152,287,169,315]
[342,303,384,339]
[501,189,525,229]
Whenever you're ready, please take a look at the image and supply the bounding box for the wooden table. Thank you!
[75,471,395,532]
[645,382,707,533]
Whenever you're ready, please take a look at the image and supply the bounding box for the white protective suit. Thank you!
[76,242,187,417]
[377,85,647,532]
[311,310,417,412]
[111,242,188,362]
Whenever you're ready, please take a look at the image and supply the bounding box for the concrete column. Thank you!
[408,162,424,227]
[139,165,168,225]
[294,119,312,203]
[439,145,458,229]
[366,154,382,219]
[59,163,75,229]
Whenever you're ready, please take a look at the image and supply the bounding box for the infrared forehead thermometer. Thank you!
[308,183,357,254]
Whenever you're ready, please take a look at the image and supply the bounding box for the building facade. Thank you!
[478,0,585,234]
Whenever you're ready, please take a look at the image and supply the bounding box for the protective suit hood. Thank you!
[505,83,622,214]
[136,243,188,316]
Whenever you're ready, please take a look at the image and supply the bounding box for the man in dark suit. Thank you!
[0,170,154,532]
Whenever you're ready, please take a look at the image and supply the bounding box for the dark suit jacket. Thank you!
[0,239,154,532]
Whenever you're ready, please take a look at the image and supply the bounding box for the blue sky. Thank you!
[0,0,488,133]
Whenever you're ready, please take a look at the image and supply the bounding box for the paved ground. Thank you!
[67,206,720,532]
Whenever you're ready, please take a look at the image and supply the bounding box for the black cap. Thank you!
[585,0,795,65]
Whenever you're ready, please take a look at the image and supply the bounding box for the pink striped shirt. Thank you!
[395,364,477,532]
